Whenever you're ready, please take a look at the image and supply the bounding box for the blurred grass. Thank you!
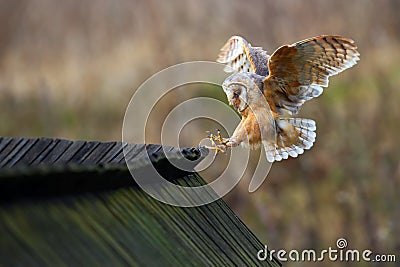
[0,0,399,266]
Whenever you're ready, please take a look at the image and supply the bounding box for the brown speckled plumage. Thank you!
[214,35,360,162]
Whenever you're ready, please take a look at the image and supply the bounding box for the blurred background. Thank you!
[0,0,399,266]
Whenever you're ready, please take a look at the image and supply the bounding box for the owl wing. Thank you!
[217,36,270,76]
[263,35,360,114]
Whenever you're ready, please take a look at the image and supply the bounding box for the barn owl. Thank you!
[208,35,360,162]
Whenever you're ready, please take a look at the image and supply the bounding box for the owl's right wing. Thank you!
[263,35,360,115]
[217,36,270,76]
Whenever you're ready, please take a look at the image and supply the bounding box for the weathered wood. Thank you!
[0,138,205,169]
[0,138,208,200]
[0,137,281,267]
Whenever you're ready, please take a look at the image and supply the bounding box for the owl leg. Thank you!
[224,119,247,147]
[224,139,239,147]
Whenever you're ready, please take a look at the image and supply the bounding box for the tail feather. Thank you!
[265,118,316,162]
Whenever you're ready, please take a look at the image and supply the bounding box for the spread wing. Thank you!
[263,35,360,114]
[217,36,270,76]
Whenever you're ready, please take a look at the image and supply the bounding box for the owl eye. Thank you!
[233,91,240,98]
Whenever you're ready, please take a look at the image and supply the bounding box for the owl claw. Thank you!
[206,130,229,155]
[205,144,226,155]
[207,129,229,144]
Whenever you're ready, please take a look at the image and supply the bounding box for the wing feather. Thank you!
[263,35,360,114]
[217,36,270,76]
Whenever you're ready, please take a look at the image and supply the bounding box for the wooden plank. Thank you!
[0,138,29,168]
[30,139,61,165]
[52,141,87,164]
[4,138,39,167]
[118,143,146,164]
[69,141,100,164]
[100,142,126,164]
[80,142,116,165]
[0,137,13,155]
[41,140,75,165]
[7,138,53,167]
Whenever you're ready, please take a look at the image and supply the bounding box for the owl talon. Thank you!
[207,129,228,144]
[205,144,226,155]
[206,130,230,155]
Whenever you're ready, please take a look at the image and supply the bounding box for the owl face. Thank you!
[223,82,248,112]
[222,72,264,113]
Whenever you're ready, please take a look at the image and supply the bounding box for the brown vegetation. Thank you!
[1,1,399,266]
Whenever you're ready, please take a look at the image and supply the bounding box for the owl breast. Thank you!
[239,109,263,149]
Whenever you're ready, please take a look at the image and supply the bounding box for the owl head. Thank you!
[222,72,265,113]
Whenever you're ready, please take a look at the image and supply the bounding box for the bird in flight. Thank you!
[207,35,360,162]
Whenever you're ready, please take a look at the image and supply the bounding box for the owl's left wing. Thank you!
[263,35,360,114]
[217,36,270,76]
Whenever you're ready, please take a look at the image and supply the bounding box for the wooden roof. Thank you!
[0,137,280,266]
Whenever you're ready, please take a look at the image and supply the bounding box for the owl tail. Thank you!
[266,118,316,162]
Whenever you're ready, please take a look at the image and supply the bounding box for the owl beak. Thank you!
[232,99,240,110]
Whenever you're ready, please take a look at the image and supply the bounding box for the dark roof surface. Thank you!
[0,137,280,267]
